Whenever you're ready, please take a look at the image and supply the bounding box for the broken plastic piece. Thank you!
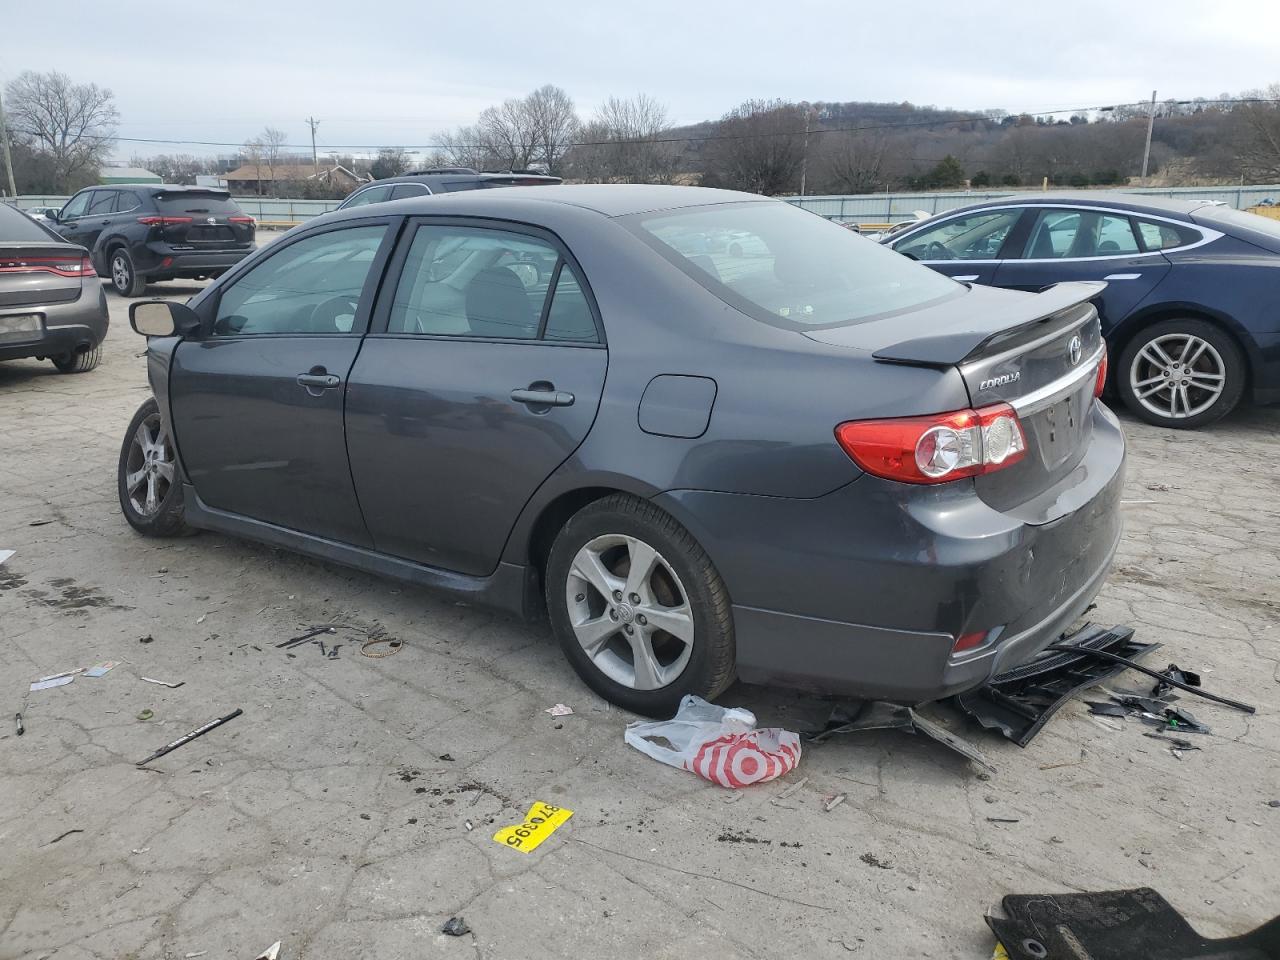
[0,549,14,565]
[986,887,1280,959]
[1086,701,1129,717]
[136,708,243,766]
[441,917,471,936]
[85,661,118,678]
[30,674,75,692]
[545,703,574,717]
[957,625,1158,746]
[140,676,184,688]
[1153,663,1201,698]
[251,942,281,960]
[808,701,996,775]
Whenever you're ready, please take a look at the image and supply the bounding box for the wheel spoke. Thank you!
[573,614,619,656]
[134,421,154,456]
[1184,339,1209,366]
[1141,342,1174,367]
[628,633,664,690]
[125,467,148,493]
[154,460,175,482]
[1136,380,1170,399]
[623,538,659,602]
[1187,372,1224,386]
[145,474,159,513]
[642,604,695,643]
[572,549,622,602]
[1176,385,1192,416]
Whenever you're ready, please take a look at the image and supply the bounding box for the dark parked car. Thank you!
[0,200,108,372]
[337,168,562,210]
[48,184,255,297]
[118,185,1123,715]
[883,192,1280,428]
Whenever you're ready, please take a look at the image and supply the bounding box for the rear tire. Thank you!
[545,494,735,717]
[52,343,101,373]
[118,398,192,537]
[1117,318,1245,429]
[110,248,147,297]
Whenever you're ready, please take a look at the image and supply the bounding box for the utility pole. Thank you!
[0,86,18,199]
[799,104,816,196]
[1140,90,1157,179]
[306,116,320,170]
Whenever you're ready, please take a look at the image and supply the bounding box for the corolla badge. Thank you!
[979,371,1021,391]
[1069,335,1083,365]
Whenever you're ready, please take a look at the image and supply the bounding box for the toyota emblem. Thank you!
[206,217,217,225]
[1068,335,1083,366]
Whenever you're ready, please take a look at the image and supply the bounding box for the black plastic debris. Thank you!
[1140,705,1210,735]
[807,701,996,774]
[441,917,471,937]
[954,625,1158,746]
[1086,701,1129,718]
[1153,663,1202,698]
[987,887,1280,959]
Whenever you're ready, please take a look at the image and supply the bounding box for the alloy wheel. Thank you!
[565,533,695,691]
[112,254,131,293]
[124,412,175,516]
[1128,333,1226,420]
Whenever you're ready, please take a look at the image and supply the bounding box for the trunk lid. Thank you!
[806,282,1107,519]
[0,243,88,308]
[148,190,255,249]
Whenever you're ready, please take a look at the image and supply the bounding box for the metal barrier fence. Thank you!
[785,185,1280,226]
[4,195,341,224]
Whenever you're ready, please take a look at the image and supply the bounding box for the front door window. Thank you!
[895,210,1021,261]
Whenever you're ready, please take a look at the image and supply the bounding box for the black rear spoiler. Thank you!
[873,281,1106,367]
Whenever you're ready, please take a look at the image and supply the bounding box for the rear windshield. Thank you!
[0,202,60,241]
[153,192,244,216]
[626,201,961,330]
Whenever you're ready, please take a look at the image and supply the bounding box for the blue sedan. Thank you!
[884,193,1280,428]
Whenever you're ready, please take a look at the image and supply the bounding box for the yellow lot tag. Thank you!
[492,801,573,853]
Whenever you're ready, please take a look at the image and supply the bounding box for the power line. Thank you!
[10,97,1280,154]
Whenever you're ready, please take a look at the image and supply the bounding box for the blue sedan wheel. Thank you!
[1118,319,1246,429]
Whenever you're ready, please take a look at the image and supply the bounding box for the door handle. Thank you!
[297,373,340,389]
[1103,273,1142,280]
[511,388,574,407]
[100,219,111,225]
[954,274,980,282]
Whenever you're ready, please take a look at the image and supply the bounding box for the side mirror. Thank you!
[130,300,201,338]
[46,208,60,223]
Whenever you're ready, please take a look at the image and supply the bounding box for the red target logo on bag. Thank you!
[689,729,802,788]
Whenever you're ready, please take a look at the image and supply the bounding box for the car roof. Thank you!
[945,191,1210,220]
[337,184,767,220]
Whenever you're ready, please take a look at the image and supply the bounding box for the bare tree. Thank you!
[1236,84,1280,181]
[133,153,208,184]
[571,94,678,183]
[524,84,579,174]
[3,70,118,191]
[242,138,264,196]
[434,125,495,171]
[260,126,288,186]
[370,147,409,179]
[705,99,806,195]
[817,130,888,194]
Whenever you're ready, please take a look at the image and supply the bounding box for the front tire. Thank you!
[1117,319,1245,429]
[545,494,735,717]
[118,398,192,537]
[52,343,101,373]
[110,248,147,297]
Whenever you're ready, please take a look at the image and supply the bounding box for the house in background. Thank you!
[220,162,369,196]
[99,166,161,185]
[195,174,229,189]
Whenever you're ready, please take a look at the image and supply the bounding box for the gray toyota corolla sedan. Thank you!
[119,185,1124,716]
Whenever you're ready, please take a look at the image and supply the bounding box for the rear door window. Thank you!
[387,224,593,341]
[1022,209,1140,259]
[894,210,1021,261]
[87,191,118,215]
[389,183,430,200]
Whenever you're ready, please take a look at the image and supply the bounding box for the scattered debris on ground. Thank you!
[137,709,154,721]
[986,887,1280,959]
[859,852,891,869]
[625,695,801,787]
[955,625,1157,746]
[823,793,847,813]
[808,701,995,775]
[140,676,183,688]
[14,713,24,736]
[492,801,573,853]
[360,636,403,658]
[545,703,574,717]
[85,661,117,678]
[47,828,84,845]
[136,708,242,766]
[250,942,281,960]
[441,917,471,937]
[0,549,14,565]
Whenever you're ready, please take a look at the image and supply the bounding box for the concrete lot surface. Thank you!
[2,280,1278,960]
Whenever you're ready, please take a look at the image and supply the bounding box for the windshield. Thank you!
[627,201,961,329]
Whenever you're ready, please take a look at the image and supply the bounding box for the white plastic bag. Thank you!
[624,695,802,788]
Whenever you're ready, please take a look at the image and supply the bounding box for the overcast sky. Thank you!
[2,0,1279,159]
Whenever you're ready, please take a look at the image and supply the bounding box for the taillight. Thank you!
[835,403,1027,485]
[228,216,254,224]
[137,216,193,226]
[952,631,988,654]
[0,254,94,278]
[1094,345,1108,398]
